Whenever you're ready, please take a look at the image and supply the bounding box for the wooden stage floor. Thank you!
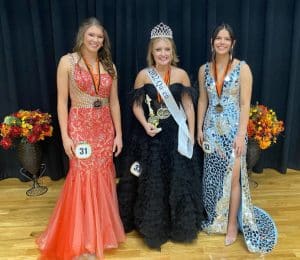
[0,169,299,259]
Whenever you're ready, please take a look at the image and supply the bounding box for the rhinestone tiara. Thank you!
[150,22,173,39]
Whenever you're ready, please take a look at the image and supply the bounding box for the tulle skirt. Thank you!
[37,107,125,259]
[118,118,204,248]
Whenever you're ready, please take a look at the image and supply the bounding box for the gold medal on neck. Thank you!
[157,107,171,119]
[215,103,223,113]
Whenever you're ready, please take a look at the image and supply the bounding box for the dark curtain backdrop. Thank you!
[0,0,299,180]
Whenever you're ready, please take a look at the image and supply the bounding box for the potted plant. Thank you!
[246,102,284,174]
[0,109,53,195]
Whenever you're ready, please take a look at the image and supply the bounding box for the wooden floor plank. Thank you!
[0,169,299,259]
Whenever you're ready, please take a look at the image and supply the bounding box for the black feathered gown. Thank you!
[117,83,205,249]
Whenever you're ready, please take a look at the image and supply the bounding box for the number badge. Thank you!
[202,141,212,154]
[130,161,142,177]
[75,142,92,159]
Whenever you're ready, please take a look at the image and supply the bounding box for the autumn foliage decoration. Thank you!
[247,103,284,150]
[0,110,53,149]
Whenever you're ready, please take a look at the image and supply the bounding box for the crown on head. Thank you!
[150,22,173,39]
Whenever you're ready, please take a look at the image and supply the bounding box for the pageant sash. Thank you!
[147,67,193,159]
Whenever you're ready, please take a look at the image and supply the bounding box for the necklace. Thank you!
[213,59,231,113]
[156,66,171,119]
[82,55,101,107]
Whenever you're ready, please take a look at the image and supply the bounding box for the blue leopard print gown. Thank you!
[202,61,277,253]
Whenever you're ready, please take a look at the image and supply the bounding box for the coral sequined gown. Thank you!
[37,53,125,259]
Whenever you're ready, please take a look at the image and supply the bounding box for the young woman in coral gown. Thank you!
[37,17,125,259]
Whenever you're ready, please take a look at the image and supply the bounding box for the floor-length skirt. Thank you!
[37,107,125,259]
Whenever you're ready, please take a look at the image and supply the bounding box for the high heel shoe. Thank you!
[224,234,237,246]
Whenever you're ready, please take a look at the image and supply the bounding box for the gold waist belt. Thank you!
[72,97,109,108]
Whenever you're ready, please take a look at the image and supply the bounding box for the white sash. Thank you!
[147,67,193,159]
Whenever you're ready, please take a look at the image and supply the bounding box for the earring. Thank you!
[211,46,216,62]
[230,46,234,61]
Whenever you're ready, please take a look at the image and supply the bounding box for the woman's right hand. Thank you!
[197,130,204,147]
[144,122,161,137]
[62,136,75,159]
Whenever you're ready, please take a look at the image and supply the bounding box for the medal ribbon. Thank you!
[157,67,171,103]
[82,55,101,95]
[213,60,231,97]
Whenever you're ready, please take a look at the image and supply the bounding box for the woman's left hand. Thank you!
[113,135,123,157]
[233,135,245,157]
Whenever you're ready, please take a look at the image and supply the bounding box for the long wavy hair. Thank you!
[73,17,116,78]
[146,37,179,67]
[211,23,236,62]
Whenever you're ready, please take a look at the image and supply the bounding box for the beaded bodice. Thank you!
[204,62,242,116]
[68,53,113,108]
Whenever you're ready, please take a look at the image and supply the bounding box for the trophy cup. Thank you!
[145,94,160,128]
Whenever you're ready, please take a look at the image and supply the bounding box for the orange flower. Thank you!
[247,102,284,149]
[0,110,53,149]
[0,124,11,137]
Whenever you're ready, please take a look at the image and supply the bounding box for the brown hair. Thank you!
[146,38,179,67]
[211,23,236,62]
[73,17,116,78]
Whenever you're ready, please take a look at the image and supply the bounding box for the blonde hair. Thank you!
[73,17,116,78]
[146,38,179,67]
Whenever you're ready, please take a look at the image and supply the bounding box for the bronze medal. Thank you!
[215,103,223,113]
[93,99,101,108]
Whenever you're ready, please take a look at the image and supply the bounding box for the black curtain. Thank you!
[0,0,299,179]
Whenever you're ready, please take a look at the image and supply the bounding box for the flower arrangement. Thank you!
[0,110,53,149]
[247,103,284,150]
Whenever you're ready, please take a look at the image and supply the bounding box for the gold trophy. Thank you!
[145,95,160,128]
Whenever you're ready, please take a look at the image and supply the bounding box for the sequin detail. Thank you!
[201,61,277,253]
[36,53,125,259]
[69,54,112,108]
